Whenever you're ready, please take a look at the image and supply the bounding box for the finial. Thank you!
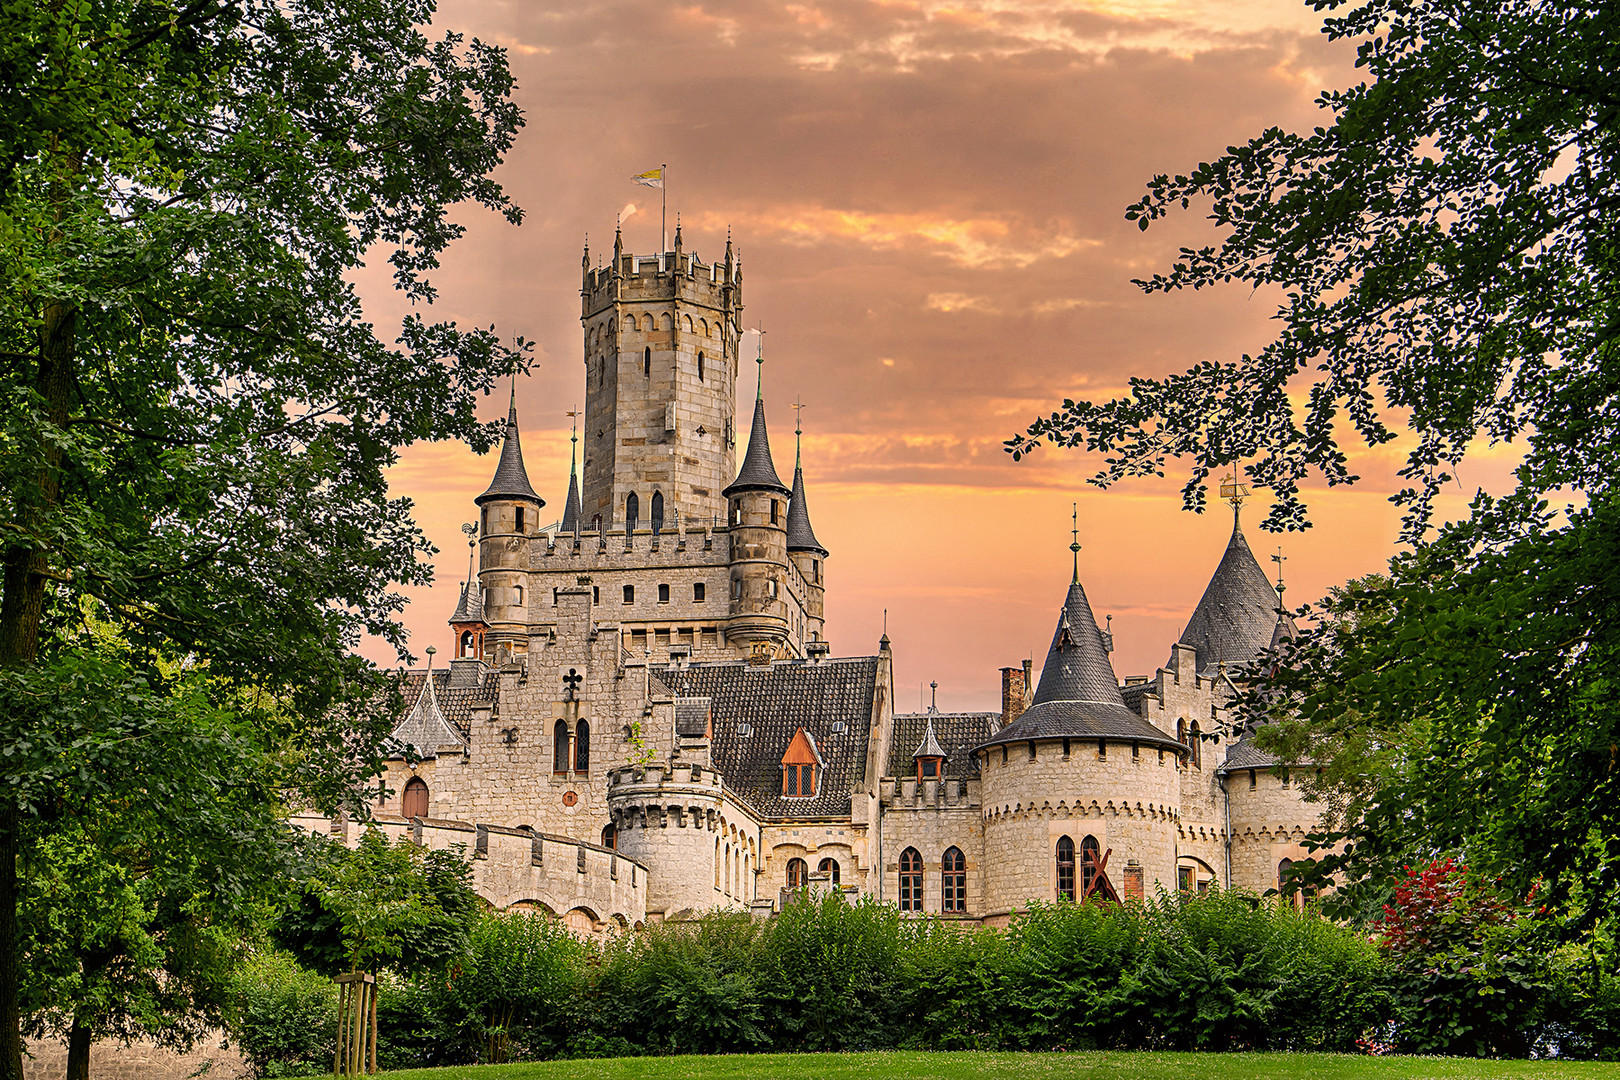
[425,645,436,669]
[508,370,516,415]
[1070,502,1081,584]
[930,680,938,712]
[1271,546,1288,606]
[754,325,766,400]
[792,397,805,468]
[567,409,580,476]
[1219,463,1250,526]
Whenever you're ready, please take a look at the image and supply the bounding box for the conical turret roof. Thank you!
[1176,517,1279,674]
[979,569,1183,755]
[449,580,484,625]
[476,399,543,507]
[561,419,581,532]
[724,362,789,497]
[786,429,826,555]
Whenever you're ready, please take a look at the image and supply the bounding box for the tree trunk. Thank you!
[64,1019,92,1080]
[0,300,78,1080]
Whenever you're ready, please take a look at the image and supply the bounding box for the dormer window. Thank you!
[780,727,821,798]
[918,758,939,779]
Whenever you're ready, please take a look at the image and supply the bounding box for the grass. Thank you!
[371,1051,1620,1080]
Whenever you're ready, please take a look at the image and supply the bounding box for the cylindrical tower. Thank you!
[476,397,543,657]
[722,357,790,651]
[976,548,1186,913]
[579,225,743,530]
[607,763,748,918]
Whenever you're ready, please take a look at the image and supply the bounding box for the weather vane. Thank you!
[1271,546,1287,601]
[1219,463,1250,523]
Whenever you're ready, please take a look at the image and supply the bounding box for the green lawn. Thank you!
[373,1051,1620,1080]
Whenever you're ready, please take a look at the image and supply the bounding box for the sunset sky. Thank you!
[356,0,1518,712]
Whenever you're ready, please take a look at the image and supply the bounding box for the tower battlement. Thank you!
[582,250,740,312]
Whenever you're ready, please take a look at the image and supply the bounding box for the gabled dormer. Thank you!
[780,726,824,798]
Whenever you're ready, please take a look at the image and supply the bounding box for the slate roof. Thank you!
[561,470,582,533]
[913,717,945,759]
[981,577,1186,755]
[1177,519,1280,674]
[387,667,497,758]
[449,580,483,625]
[786,464,826,555]
[675,696,712,738]
[723,388,789,497]
[1120,681,1154,716]
[888,711,992,778]
[1217,733,1284,771]
[653,657,880,819]
[477,402,543,506]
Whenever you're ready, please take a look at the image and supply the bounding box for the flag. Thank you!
[631,167,664,189]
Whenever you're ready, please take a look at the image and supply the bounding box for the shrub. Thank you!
[227,950,336,1078]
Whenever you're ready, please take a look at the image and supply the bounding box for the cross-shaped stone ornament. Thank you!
[562,668,583,701]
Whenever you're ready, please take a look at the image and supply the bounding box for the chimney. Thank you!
[1022,658,1034,707]
[1000,666,1027,729]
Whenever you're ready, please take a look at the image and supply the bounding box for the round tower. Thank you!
[607,762,746,918]
[475,393,543,657]
[722,353,791,652]
[785,410,829,646]
[579,224,743,530]
[975,512,1185,912]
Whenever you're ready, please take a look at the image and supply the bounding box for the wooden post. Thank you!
[333,973,377,1076]
[368,977,379,1074]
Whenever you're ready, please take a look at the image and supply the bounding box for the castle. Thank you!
[297,226,1327,934]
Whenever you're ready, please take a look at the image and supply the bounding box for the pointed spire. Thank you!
[787,399,826,555]
[723,334,789,498]
[1175,514,1281,673]
[562,410,582,533]
[476,394,543,507]
[1070,502,1081,584]
[449,525,484,625]
[1031,576,1126,708]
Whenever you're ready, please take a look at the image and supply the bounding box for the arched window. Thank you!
[697,352,705,381]
[1189,721,1203,769]
[715,838,722,890]
[899,848,923,911]
[942,847,966,912]
[818,857,840,886]
[624,315,636,332]
[643,346,651,376]
[1056,836,1076,901]
[786,857,809,889]
[602,824,616,850]
[553,720,569,775]
[650,491,664,531]
[514,584,524,607]
[1278,857,1294,895]
[459,630,474,657]
[1081,835,1101,897]
[402,776,428,819]
[626,492,639,531]
[683,314,693,333]
[575,719,590,773]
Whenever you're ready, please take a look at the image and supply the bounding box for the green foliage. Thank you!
[1,0,523,1069]
[227,950,336,1078]
[242,894,1400,1074]
[273,829,481,978]
[1004,0,1620,990]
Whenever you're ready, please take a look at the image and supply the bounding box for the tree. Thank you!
[0,0,524,1073]
[1008,0,1620,933]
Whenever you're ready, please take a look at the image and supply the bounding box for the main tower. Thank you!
[579,225,743,530]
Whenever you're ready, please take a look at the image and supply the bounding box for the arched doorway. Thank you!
[402,776,428,819]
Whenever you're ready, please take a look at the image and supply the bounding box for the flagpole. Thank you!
[661,163,668,253]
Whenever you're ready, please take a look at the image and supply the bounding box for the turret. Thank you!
[448,526,488,686]
[786,409,829,646]
[476,391,543,656]
[722,352,790,653]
